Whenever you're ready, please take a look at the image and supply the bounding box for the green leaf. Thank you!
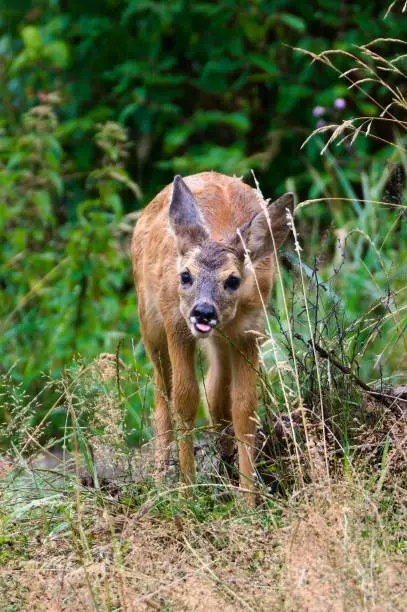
[32,190,54,224]
[194,111,250,133]
[47,171,64,196]
[104,192,123,219]
[10,48,38,74]
[21,26,43,50]
[164,124,193,152]
[44,41,70,68]
[278,13,306,32]
[248,54,278,76]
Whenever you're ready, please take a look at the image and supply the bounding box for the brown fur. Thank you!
[132,172,293,502]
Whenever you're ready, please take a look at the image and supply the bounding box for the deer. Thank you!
[131,172,293,502]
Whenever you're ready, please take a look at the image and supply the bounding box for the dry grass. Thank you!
[1,472,405,611]
[1,362,405,612]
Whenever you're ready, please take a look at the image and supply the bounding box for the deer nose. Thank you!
[190,303,218,325]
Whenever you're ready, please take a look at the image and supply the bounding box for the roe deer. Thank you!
[132,172,293,502]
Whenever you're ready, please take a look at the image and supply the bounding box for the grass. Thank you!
[1,29,406,612]
[0,412,405,609]
[0,192,405,607]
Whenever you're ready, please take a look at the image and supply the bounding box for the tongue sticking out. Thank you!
[195,322,212,333]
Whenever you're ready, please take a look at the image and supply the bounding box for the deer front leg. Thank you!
[137,305,173,475]
[231,341,259,504]
[205,340,232,426]
[167,333,199,489]
[153,367,172,472]
[204,340,235,471]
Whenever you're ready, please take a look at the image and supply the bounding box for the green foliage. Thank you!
[0,2,406,445]
[0,97,143,414]
[1,1,406,196]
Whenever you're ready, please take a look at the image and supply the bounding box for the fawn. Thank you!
[132,172,293,501]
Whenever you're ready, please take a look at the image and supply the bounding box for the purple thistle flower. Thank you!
[312,105,326,117]
[316,119,326,129]
[334,98,346,110]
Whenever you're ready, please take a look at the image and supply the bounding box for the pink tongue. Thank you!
[196,322,211,333]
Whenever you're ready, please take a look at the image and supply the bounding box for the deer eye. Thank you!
[180,270,192,285]
[224,275,240,291]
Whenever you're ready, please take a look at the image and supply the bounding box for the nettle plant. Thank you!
[0,98,142,400]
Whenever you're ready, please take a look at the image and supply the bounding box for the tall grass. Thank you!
[257,36,406,495]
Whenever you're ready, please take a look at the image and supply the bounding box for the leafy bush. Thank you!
[1,1,406,198]
[0,98,147,436]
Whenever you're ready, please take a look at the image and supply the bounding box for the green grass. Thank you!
[1,141,405,608]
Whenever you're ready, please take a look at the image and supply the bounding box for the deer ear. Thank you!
[169,175,208,254]
[232,192,294,262]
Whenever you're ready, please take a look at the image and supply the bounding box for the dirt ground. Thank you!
[1,493,405,612]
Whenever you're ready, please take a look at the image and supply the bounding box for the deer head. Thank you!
[169,175,294,337]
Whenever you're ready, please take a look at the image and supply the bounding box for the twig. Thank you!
[181,534,256,611]
[311,339,407,409]
[116,340,122,399]
[311,341,372,391]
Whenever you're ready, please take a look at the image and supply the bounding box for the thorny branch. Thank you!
[309,338,407,411]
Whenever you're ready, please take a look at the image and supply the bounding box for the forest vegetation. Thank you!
[0,1,406,609]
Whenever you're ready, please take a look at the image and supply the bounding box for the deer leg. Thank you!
[231,340,259,504]
[152,358,172,471]
[138,304,172,473]
[205,340,235,466]
[205,340,232,426]
[167,333,199,489]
